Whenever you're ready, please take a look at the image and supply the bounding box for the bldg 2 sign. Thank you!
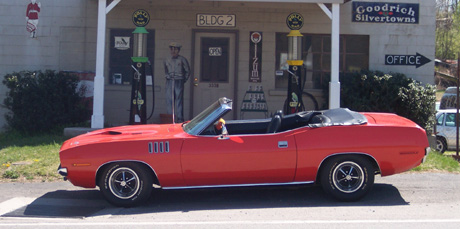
[197,14,236,27]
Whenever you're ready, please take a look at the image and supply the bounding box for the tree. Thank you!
[436,0,460,60]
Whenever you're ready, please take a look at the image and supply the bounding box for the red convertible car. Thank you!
[59,97,430,207]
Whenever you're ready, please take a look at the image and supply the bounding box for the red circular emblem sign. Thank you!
[250,32,262,44]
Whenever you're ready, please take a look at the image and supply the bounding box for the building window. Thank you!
[109,29,155,85]
[275,33,369,89]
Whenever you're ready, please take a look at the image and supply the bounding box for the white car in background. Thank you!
[439,87,458,110]
[436,109,460,153]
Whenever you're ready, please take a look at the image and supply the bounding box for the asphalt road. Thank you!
[0,173,459,228]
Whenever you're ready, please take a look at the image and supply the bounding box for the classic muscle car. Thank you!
[59,97,430,207]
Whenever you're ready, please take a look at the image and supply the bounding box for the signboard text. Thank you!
[197,14,236,27]
[352,2,419,24]
[385,53,431,68]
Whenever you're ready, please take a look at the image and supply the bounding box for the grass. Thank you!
[0,131,68,182]
[411,150,460,173]
[0,131,459,182]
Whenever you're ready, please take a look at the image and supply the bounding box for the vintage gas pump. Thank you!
[129,10,150,124]
[285,13,304,115]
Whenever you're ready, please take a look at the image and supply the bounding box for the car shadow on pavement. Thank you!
[1,183,407,218]
[124,183,407,215]
[2,189,107,218]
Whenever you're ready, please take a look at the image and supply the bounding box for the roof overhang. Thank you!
[196,0,345,2]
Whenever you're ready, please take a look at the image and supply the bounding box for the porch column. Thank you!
[329,3,340,109]
[91,0,107,129]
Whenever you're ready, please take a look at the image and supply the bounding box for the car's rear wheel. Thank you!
[320,155,374,201]
[98,162,153,207]
[436,137,447,154]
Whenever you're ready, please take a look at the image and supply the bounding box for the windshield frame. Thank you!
[183,97,232,136]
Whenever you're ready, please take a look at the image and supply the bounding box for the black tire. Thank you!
[436,137,447,154]
[320,155,374,201]
[98,162,153,207]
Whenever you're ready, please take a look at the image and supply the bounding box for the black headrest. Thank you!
[267,115,282,133]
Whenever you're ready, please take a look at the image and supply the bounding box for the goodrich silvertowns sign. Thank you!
[352,1,419,24]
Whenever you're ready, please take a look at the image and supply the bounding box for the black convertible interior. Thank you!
[201,108,368,136]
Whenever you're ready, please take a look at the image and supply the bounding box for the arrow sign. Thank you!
[385,53,431,68]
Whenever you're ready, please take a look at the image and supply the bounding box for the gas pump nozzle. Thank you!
[286,69,299,85]
[131,65,141,80]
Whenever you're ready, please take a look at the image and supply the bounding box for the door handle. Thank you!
[218,135,229,140]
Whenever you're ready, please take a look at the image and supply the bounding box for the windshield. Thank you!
[183,98,232,135]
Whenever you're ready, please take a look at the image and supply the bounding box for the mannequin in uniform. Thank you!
[164,42,190,122]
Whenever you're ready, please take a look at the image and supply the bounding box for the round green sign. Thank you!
[286,12,304,30]
[132,9,150,27]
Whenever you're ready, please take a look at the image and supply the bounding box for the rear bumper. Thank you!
[57,164,68,177]
[422,147,431,163]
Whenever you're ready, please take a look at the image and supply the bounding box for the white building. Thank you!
[0,0,435,129]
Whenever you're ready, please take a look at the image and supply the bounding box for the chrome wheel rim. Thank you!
[436,139,444,152]
[108,167,140,199]
[332,161,364,193]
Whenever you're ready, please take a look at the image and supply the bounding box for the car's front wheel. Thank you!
[436,137,447,154]
[320,155,374,201]
[98,162,153,207]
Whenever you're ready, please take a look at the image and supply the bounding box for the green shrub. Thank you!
[398,81,436,134]
[321,70,436,132]
[2,70,91,134]
[340,70,411,112]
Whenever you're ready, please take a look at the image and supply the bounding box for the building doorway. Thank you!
[191,31,237,119]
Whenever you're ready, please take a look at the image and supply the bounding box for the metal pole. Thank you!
[171,78,175,124]
[456,54,459,157]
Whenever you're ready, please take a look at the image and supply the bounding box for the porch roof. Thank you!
[92,0,343,128]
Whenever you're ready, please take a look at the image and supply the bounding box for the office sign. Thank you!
[196,14,236,27]
[385,53,431,68]
[353,2,419,24]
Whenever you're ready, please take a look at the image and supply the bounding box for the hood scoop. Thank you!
[101,131,145,135]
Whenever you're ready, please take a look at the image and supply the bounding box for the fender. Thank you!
[96,160,160,187]
[315,152,381,182]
